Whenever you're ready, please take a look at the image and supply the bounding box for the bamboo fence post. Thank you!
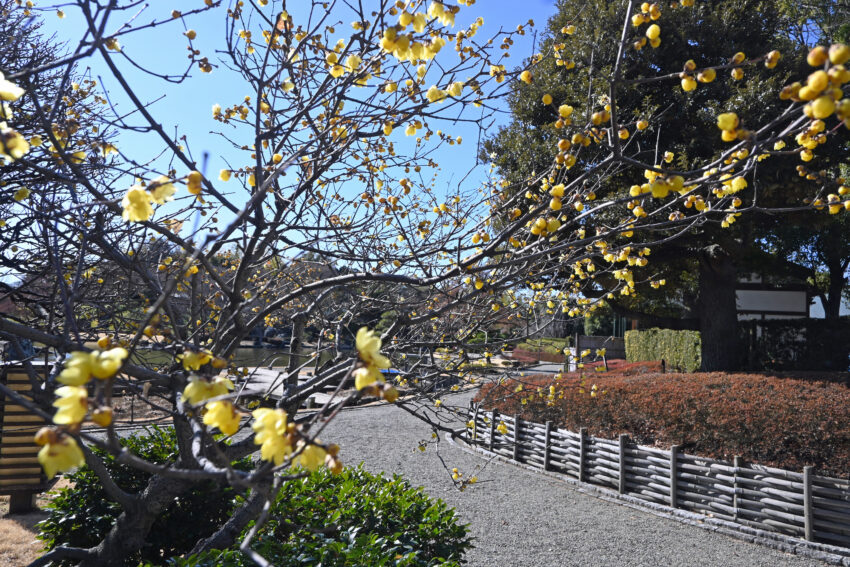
[804,466,814,541]
[513,413,520,461]
[472,403,479,443]
[669,445,679,509]
[466,401,473,442]
[543,421,552,471]
[489,409,498,451]
[618,434,628,495]
[733,455,741,521]
[578,427,587,482]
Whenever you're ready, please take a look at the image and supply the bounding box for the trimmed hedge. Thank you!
[625,328,701,372]
[475,370,850,477]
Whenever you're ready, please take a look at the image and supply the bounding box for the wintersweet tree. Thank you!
[0,0,848,565]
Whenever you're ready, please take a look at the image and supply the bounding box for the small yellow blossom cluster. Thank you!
[630,2,694,51]
[678,58,726,92]
[377,2,456,65]
[121,175,178,223]
[34,427,84,479]
[181,368,240,436]
[34,347,129,478]
[780,45,850,166]
[0,72,29,162]
[631,3,662,49]
[353,327,398,402]
[251,408,342,472]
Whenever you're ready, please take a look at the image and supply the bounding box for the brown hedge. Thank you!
[475,369,850,477]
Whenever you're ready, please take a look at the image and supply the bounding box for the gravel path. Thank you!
[323,392,825,567]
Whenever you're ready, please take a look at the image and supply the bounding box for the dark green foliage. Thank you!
[741,318,850,371]
[625,328,701,372]
[163,465,472,567]
[37,427,251,566]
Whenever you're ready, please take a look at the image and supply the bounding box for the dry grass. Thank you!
[0,479,70,566]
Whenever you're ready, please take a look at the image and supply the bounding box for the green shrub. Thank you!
[162,465,472,567]
[516,337,570,355]
[625,328,701,372]
[37,427,251,566]
[740,318,850,371]
[38,428,471,567]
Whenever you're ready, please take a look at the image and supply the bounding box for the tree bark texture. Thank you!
[697,245,741,371]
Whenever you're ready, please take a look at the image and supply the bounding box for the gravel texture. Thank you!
[323,391,827,567]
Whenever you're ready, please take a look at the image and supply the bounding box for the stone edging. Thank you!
[447,433,850,566]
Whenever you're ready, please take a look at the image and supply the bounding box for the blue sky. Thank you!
[40,0,560,209]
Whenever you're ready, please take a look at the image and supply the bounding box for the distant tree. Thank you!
[483,0,850,369]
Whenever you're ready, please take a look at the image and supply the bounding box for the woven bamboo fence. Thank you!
[466,405,850,549]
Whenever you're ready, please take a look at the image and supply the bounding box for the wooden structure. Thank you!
[468,407,850,550]
[736,275,809,321]
[0,364,48,512]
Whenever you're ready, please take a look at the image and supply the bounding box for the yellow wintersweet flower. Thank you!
[58,351,94,386]
[186,170,203,195]
[716,112,739,131]
[89,347,128,380]
[252,408,291,465]
[53,386,88,425]
[121,185,153,222]
[13,187,30,201]
[0,72,25,101]
[295,441,327,472]
[426,85,446,103]
[178,349,214,371]
[35,429,85,478]
[203,400,240,435]
[149,176,176,205]
[182,375,233,405]
[353,366,384,390]
[447,81,464,97]
[344,54,362,73]
[0,125,30,161]
[356,327,390,369]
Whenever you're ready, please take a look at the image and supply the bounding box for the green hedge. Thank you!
[625,328,701,372]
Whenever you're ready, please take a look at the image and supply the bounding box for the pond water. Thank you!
[130,346,338,370]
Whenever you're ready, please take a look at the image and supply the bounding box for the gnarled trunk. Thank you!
[79,473,193,567]
[697,245,740,372]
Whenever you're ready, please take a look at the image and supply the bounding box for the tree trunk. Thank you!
[822,260,846,320]
[697,245,740,371]
[79,474,193,567]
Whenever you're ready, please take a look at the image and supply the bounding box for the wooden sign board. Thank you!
[0,365,48,512]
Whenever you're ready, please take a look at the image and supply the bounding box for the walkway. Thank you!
[323,392,825,567]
